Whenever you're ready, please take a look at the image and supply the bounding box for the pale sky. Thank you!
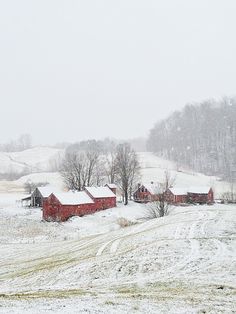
[0,0,235,144]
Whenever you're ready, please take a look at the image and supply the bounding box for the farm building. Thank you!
[105,183,117,195]
[43,186,117,222]
[165,188,188,204]
[43,191,95,222]
[85,186,116,210]
[187,187,214,204]
[31,186,58,207]
[166,186,214,204]
[133,182,161,203]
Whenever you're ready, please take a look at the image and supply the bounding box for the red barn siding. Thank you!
[43,192,117,222]
[43,194,96,222]
[187,188,214,204]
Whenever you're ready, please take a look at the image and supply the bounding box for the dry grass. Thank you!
[117,217,137,228]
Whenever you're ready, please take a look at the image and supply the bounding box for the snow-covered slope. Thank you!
[0,195,235,313]
[138,152,229,198]
[0,147,64,174]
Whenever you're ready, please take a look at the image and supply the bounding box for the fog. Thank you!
[0,0,235,144]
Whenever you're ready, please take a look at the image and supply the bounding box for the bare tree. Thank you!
[115,143,140,205]
[105,150,117,184]
[60,152,85,191]
[60,141,101,190]
[145,170,175,218]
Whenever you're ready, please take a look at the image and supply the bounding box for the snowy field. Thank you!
[0,150,235,313]
[0,194,235,313]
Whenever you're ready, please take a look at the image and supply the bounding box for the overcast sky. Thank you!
[0,0,235,145]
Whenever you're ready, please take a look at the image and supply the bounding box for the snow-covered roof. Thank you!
[105,183,117,189]
[37,186,59,198]
[169,186,211,195]
[169,188,187,196]
[53,191,94,205]
[85,187,116,198]
[141,182,161,194]
[188,187,211,194]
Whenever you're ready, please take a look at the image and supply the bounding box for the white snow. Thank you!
[85,186,116,198]
[169,187,188,195]
[54,191,94,205]
[0,147,64,174]
[0,151,235,313]
[37,186,61,198]
[0,191,235,313]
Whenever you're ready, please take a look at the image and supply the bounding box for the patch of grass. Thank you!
[0,288,95,300]
[104,300,116,306]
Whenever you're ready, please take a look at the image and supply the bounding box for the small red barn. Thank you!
[133,182,161,203]
[43,191,95,222]
[105,183,117,195]
[165,188,187,204]
[85,186,116,210]
[187,187,214,204]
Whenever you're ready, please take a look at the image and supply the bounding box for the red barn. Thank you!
[133,182,161,203]
[165,188,187,204]
[187,187,214,204]
[105,183,117,195]
[43,191,95,222]
[85,186,116,210]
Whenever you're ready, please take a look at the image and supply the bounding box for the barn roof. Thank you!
[187,186,211,194]
[105,183,117,189]
[169,188,187,196]
[53,191,94,205]
[169,186,211,195]
[37,186,59,198]
[142,182,162,194]
[85,186,116,198]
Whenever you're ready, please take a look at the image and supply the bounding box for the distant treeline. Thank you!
[147,97,236,180]
[0,134,32,152]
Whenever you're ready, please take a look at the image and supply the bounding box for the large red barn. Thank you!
[43,186,117,222]
[43,191,96,222]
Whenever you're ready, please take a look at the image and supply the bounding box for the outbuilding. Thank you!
[31,186,58,207]
[133,182,161,203]
[85,186,116,210]
[43,191,95,222]
[187,187,214,204]
[165,188,188,204]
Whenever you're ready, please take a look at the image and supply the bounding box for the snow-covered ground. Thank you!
[0,193,235,313]
[138,152,229,198]
[0,147,63,174]
[0,151,230,198]
[0,150,235,313]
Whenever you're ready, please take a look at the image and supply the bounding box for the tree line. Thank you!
[147,97,236,181]
[60,140,140,205]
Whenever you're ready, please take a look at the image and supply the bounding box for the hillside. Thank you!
[0,196,235,313]
[147,98,236,180]
[0,150,229,196]
[0,147,64,176]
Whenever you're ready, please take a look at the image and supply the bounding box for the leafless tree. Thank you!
[115,143,140,205]
[60,152,85,191]
[60,142,101,190]
[145,170,175,218]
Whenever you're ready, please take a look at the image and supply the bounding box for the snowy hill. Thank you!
[0,150,229,196]
[138,152,228,198]
[0,146,64,174]
[0,195,235,313]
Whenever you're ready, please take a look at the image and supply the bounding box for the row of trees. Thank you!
[60,140,140,205]
[0,134,32,152]
[147,97,236,181]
